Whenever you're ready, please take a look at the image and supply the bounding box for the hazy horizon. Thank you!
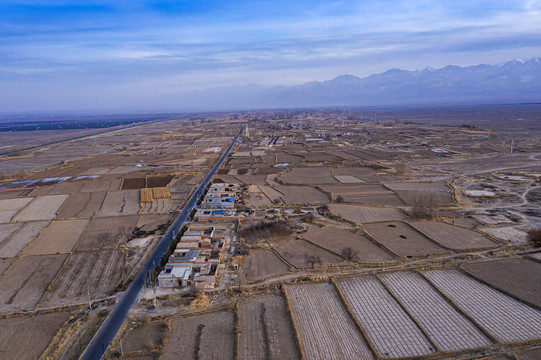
[1,1,541,112]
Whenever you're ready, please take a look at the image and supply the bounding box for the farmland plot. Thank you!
[0,254,67,312]
[146,175,174,187]
[300,226,394,263]
[13,195,69,222]
[0,221,49,258]
[280,167,337,185]
[23,219,89,255]
[320,184,403,205]
[0,197,33,223]
[517,348,541,360]
[235,174,268,185]
[479,226,529,245]
[461,258,541,308]
[380,271,492,352]
[259,185,284,203]
[243,249,290,281]
[277,240,343,268]
[384,182,454,204]
[364,222,449,257]
[410,221,498,250]
[75,215,139,251]
[329,204,404,223]
[245,191,273,207]
[57,191,106,218]
[334,175,364,183]
[423,269,541,343]
[98,190,140,217]
[302,151,343,163]
[238,295,299,359]
[0,311,70,360]
[118,320,169,353]
[333,167,383,182]
[161,311,235,360]
[0,258,13,274]
[78,167,110,176]
[0,223,23,243]
[40,250,126,307]
[274,185,329,205]
[121,177,146,190]
[285,283,373,360]
[87,179,122,192]
[338,276,436,358]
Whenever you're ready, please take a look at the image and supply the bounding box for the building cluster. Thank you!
[157,224,227,289]
[194,182,243,221]
[158,182,243,289]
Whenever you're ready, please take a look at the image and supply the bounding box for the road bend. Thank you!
[80,126,244,360]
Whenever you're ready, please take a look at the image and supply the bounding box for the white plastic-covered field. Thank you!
[0,221,49,258]
[286,283,373,360]
[12,195,69,222]
[423,269,541,343]
[338,276,435,358]
[0,197,33,223]
[379,271,492,352]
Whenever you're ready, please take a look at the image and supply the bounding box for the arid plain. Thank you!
[1,105,540,360]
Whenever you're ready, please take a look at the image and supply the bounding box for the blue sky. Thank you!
[1,0,540,112]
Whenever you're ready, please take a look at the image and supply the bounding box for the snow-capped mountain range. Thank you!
[174,58,541,110]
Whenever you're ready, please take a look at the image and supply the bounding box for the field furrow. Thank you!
[338,275,435,358]
[238,295,299,359]
[379,271,492,352]
[0,221,49,258]
[286,283,373,360]
[423,269,541,343]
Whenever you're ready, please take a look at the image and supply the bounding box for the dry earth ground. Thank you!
[161,311,235,360]
[0,254,68,312]
[0,311,71,360]
[300,226,394,263]
[238,295,299,359]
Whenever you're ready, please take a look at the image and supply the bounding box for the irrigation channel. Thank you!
[81,125,244,360]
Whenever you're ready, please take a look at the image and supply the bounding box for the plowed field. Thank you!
[0,311,70,360]
[243,249,290,281]
[57,191,106,218]
[300,226,394,263]
[75,215,139,250]
[238,295,299,359]
[23,219,89,255]
[40,250,126,307]
[285,283,373,360]
[161,311,235,360]
[0,254,67,312]
[364,222,449,257]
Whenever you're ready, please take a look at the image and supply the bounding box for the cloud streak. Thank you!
[0,0,540,112]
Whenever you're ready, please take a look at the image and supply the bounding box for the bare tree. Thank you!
[395,163,407,177]
[528,228,541,247]
[411,190,440,219]
[341,247,359,262]
[304,254,322,269]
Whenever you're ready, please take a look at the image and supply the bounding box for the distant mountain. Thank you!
[174,58,541,110]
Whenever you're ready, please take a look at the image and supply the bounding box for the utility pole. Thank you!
[87,281,92,309]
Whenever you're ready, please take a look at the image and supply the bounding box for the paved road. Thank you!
[80,126,244,360]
